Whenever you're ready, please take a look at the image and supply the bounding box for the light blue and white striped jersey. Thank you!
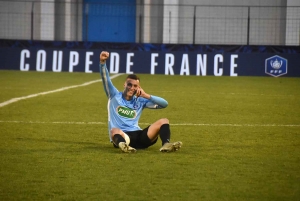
[99,63,168,142]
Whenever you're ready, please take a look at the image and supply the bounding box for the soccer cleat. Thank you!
[159,141,182,152]
[118,142,136,153]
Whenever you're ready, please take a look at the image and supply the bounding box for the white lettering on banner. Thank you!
[151,53,159,74]
[36,50,46,72]
[18,49,239,76]
[20,49,30,71]
[214,54,223,76]
[196,54,207,76]
[69,51,79,72]
[126,53,134,74]
[110,52,119,73]
[165,53,175,75]
[53,51,63,72]
[180,54,190,75]
[230,54,238,76]
[85,52,93,73]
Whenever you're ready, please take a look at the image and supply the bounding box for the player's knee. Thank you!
[110,128,122,136]
[159,118,169,125]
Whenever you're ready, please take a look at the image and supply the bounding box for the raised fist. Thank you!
[100,51,109,64]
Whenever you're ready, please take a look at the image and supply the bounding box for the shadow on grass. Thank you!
[13,137,183,155]
[15,137,115,153]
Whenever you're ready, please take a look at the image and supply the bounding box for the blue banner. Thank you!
[0,39,299,77]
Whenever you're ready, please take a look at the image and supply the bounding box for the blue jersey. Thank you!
[99,63,168,142]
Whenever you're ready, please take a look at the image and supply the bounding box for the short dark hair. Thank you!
[126,74,140,81]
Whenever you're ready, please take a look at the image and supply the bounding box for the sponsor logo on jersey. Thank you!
[117,106,136,119]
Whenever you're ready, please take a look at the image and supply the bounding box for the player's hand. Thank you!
[136,87,150,99]
[135,87,141,97]
[100,51,109,64]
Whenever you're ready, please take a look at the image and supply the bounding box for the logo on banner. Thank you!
[265,55,287,77]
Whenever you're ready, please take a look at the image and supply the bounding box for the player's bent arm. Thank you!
[99,63,118,98]
[145,95,168,109]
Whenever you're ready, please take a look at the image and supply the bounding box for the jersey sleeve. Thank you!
[145,95,168,109]
[99,63,119,99]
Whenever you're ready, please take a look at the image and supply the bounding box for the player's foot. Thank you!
[119,142,136,153]
[159,141,182,152]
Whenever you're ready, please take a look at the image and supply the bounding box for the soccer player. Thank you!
[99,51,182,153]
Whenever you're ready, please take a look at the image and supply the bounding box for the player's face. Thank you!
[124,78,139,98]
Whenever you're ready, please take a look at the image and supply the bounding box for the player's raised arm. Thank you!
[99,51,118,99]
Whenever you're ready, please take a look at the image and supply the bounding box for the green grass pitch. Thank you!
[0,70,299,201]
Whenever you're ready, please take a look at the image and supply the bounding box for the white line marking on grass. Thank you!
[0,120,106,125]
[0,74,122,108]
[0,120,299,127]
[168,123,300,127]
[150,91,297,97]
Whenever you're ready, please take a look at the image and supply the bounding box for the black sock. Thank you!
[113,134,125,146]
[159,124,171,145]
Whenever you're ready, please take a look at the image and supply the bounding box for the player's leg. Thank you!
[147,118,182,152]
[110,128,126,145]
[147,118,170,144]
[110,128,136,153]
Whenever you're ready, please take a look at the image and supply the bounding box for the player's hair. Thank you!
[126,74,140,81]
